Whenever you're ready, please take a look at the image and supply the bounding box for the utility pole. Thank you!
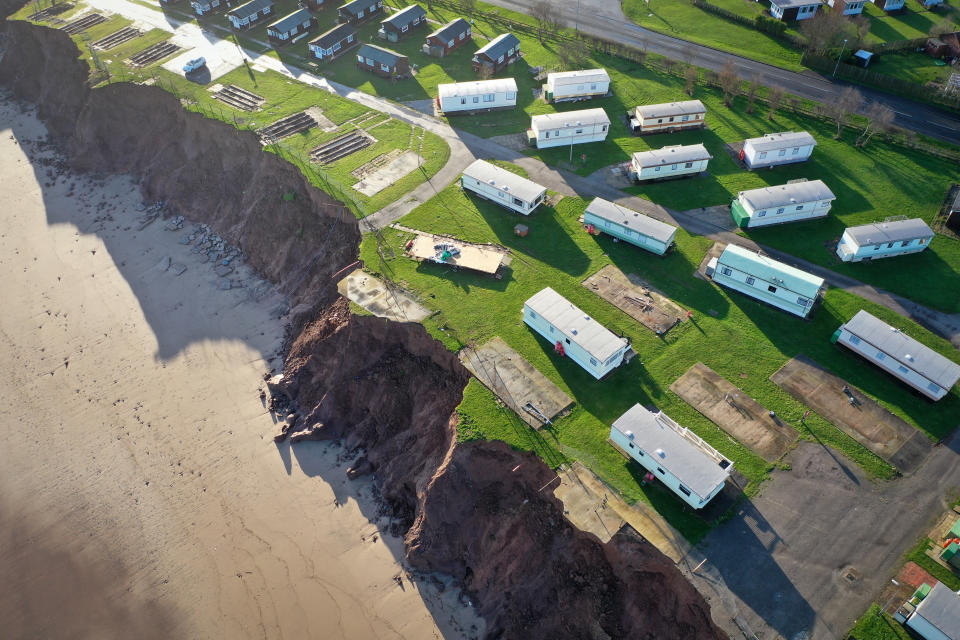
[832,38,848,78]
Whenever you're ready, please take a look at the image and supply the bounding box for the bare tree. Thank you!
[800,9,854,55]
[684,65,698,96]
[718,60,740,107]
[531,0,559,43]
[746,74,761,114]
[767,85,785,120]
[858,102,895,147]
[682,44,696,67]
[662,58,678,74]
[824,86,862,138]
[459,0,475,19]
[635,47,647,67]
[557,39,590,70]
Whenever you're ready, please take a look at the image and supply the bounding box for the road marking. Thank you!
[929,122,958,131]
[893,111,913,118]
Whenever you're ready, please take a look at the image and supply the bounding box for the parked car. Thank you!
[183,57,207,74]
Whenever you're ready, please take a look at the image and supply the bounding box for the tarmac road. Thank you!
[482,0,960,145]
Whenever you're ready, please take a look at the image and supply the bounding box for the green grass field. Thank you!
[846,605,913,640]
[359,182,960,541]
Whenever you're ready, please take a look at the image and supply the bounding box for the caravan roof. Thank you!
[718,244,824,298]
[738,180,835,211]
[584,198,677,244]
[524,287,627,362]
[462,159,546,203]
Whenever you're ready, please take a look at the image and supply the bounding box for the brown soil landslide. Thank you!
[0,15,728,640]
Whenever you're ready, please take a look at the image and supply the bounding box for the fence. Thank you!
[690,0,804,48]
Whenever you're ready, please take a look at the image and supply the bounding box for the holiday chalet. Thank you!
[424,17,471,57]
[378,4,426,42]
[227,0,274,30]
[472,33,520,74]
[308,23,358,62]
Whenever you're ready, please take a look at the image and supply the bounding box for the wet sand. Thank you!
[0,95,483,640]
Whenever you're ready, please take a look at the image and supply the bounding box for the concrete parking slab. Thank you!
[353,151,422,196]
[458,337,573,429]
[771,355,932,474]
[161,38,247,81]
[671,362,798,462]
[583,264,687,336]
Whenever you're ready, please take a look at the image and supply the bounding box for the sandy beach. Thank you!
[0,94,483,640]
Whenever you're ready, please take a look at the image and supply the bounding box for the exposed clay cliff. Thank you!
[1,16,727,640]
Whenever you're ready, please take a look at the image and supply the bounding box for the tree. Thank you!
[531,0,559,43]
[557,39,590,70]
[684,66,698,96]
[718,60,740,107]
[767,85,785,120]
[857,102,895,147]
[824,86,861,138]
[746,74,761,114]
[800,8,855,55]
[458,0,475,19]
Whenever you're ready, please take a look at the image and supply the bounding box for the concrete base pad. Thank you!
[583,264,687,335]
[671,362,797,462]
[458,337,572,429]
[352,151,422,196]
[337,270,429,322]
[770,355,932,474]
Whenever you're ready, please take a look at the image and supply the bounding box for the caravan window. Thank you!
[473,96,479,103]
[768,285,777,293]
[720,266,732,276]
[678,485,691,497]
[875,351,885,361]
[797,296,809,306]
[898,365,909,374]
[483,94,494,102]
[461,98,466,104]
[757,211,766,217]
[778,149,786,156]
[849,335,861,345]
[506,91,516,99]
[792,147,800,154]
[589,358,597,365]
[928,381,941,393]
[746,277,755,285]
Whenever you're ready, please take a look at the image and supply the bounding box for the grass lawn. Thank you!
[358,182,960,541]
[862,0,960,44]
[904,535,960,591]
[865,50,954,86]
[846,604,913,640]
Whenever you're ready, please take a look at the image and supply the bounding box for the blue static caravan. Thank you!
[609,405,732,509]
[523,287,630,380]
[836,218,934,262]
[582,197,678,256]
[707,244,825,318]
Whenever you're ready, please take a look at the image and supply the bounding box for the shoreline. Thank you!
[0,93,484,639]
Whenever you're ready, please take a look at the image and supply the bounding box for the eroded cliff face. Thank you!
[0,17,728,640]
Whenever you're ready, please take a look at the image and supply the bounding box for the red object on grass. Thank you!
[554,341,565,356]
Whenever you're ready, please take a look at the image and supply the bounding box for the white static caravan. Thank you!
[630,100,706,135]
[436,78,517,115]
[741,131,816,169]
[610,405,732,509]
[543,68,610,102]
[582,197,678,256]
[730,179,835,229]
[522,287,630,379]
[707,244,825,318]
[460,159,546,215]
[529,108,610,149]
[833,310,960,401]
[630,144,711,182]
[836,218,934,262]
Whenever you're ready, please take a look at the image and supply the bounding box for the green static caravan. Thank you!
[582,197,678,256]
[706,244,825,318]
[730,179,835,229]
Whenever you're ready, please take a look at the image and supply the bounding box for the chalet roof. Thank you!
[530,108,610,130]
[635,100,706,120]
[356,43,406,67]
[770,0,822,8]
[738,179,835,211]
[631,143,711,167]
[381,4,425,29]
[842,310,960,389]
[228,0,273,19]
[584,197,677,244]
[474,33,520,60]
[267,8,311,34]
[339,0,374,15]
[524,287,628,362]
[309,23,357,49]
[547,68,610,86]
[437,78,517,98]
[844,218,934,246]
[744,130,817,152]
[611,405,731,500]
[462,159,546,203]
[717,244,825,298]
[427,17,470,42]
